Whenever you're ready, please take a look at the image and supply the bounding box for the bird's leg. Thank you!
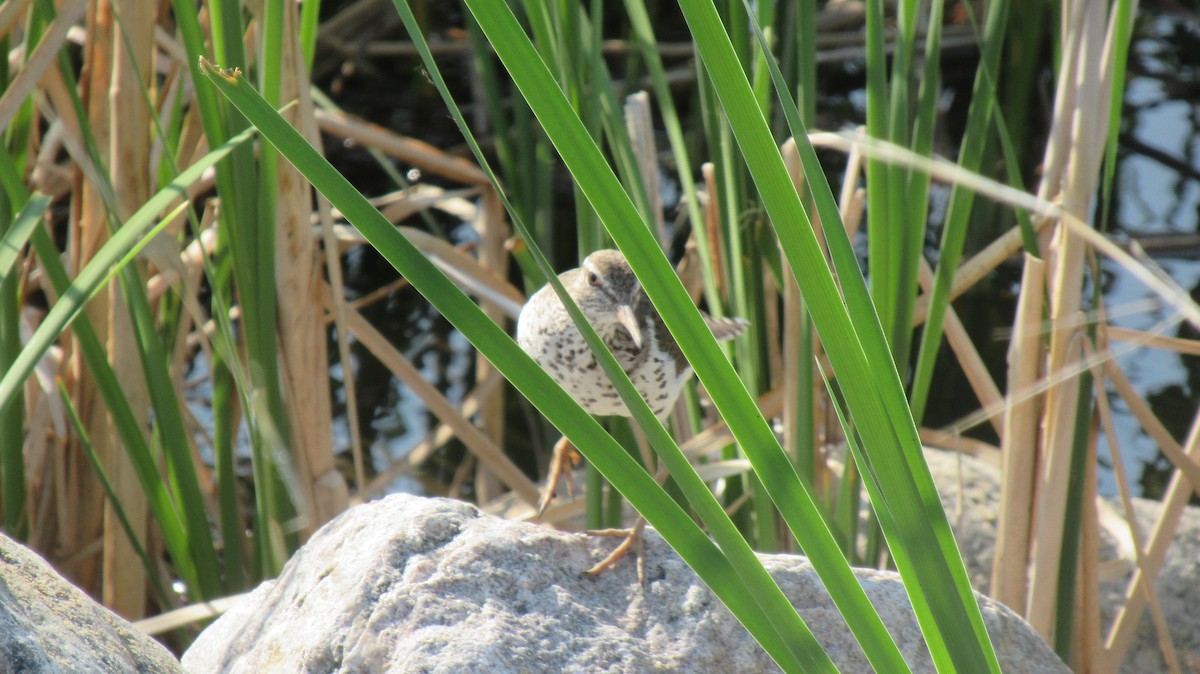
[585,517,646,580]
[536,435,583,520]
[583,463,669,582]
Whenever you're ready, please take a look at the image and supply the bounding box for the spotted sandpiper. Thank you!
[516,248,746,574]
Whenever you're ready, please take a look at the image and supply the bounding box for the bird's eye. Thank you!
[587,271,600,287]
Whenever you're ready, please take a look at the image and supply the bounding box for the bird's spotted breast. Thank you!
[516,250,745,419]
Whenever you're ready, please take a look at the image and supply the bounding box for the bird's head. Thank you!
[578,249,644,349]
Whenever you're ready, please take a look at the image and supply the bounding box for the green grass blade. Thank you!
[216,6,825,662]
[299,0,322,69]
[57,380,173,608]
[435,1,908,669]
[688,0,1001,670]
[200,53,821,671]
[0,192,52,538]
[908,0,1013,425]
[172,0,293,579]
[863,0,893,338]
[0,193,50,279]
[114,236,225,599]
[0,145,205,595]
[1,51,229,590]
[883,0,923,370]
[1099,0,1136,235]
[621,0,723,313]
[1053,370,1094,658]
[0,192,51,540]
[0,127,253,423]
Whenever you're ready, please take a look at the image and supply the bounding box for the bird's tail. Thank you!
[703,314,750,341]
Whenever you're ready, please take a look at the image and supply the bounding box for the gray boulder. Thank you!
[183,493,1064,673]
[0,531,182,673]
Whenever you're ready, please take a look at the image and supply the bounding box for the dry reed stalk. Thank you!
[917,257,1004,436]
[779,139,825,476]
[992,254,1045,614]
[1025,300,1085,640]
[1105,326,1200,357]
[59,0,117,602]
[780,139,806,468]
[173,97,209,170]
[910,218,1051,326]
[625,92,664,243]
[1074,419,1103,672]
[320,284,542,507]
[335,276,411,315]
[131,590,253,636]
[362,186,482,225]
[96,0,158,619]
[151,24,188,70]
[1026,0,1116,639]
[1088,345,1182,674]
[313,109,490,187]
[1104,358,1200,491]
[343,185,480,220]
[31,122,75,199]
[0,0,88,131]
[700,163,726,299]
[40,63,107,195]
[304,96,366,500]
[1064,220,1200,331]
[472,190,510,504]
[273,0,348,535]
[0,0,34,38]
[22,338,62,554]
[147,221,218,301]
[1105,409,1200,661]
[324,224,525,317]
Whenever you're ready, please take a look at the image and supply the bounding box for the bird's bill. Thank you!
[616,304,643,349]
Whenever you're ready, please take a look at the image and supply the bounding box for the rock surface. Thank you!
[183,492,1065,673]
[0,531,182,674]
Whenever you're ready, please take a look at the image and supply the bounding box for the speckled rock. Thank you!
[0,531,182,673]
[182,492,1065,673]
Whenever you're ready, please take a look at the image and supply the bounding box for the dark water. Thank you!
[313,3,1200,501]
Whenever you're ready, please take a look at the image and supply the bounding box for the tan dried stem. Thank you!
[272,0,348,535]
[1086,341,1182,674]
[1105,385,1200,661]
[991,254,1045,613]
[471,190,511,503]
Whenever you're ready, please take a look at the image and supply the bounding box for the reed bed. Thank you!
[1,0,1194,670]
